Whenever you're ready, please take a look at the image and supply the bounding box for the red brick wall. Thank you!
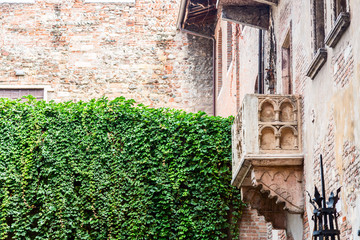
[227,22,233,71]
[239,206,271,240]
[332,45,354,88]
[0,0,214,114]
[235,25,240,110]
[217,28,223,96]
[310,109,358,239]
[302,209,310,239]
[340,140,359,238]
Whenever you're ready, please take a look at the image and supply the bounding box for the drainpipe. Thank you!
[177,0,217,116]
[258,29,264,94]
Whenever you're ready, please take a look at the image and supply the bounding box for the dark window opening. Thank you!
[227,22,233,71]
[312,0,325,54]
[282,31,292,94]
[335,0,347,18]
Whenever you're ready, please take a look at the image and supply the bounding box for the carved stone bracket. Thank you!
[233,154,304,229]
[305,48,327,79]
[251,165,303,213]
[325,12,350,48]
[242,186,287,229]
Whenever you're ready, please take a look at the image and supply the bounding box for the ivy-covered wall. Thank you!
[0,97,242,239]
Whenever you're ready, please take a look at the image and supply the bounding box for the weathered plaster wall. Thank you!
[271,0,360,239]
[215,20,258,117]
[237,26,258,106]
[229,0,360,239]
[215,20,237,117]
[0,0,214,114]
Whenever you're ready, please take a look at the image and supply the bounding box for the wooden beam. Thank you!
[222,5,269,30]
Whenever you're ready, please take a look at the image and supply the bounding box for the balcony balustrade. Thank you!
[231,94,304,229]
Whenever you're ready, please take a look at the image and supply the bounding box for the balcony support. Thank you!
[232,94,304,229]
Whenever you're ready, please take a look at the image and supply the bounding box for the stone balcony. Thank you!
[231,94,304,229]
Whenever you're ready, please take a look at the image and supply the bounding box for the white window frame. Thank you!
[0,85,54,101]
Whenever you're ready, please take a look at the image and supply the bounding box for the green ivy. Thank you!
[0,96,243,239]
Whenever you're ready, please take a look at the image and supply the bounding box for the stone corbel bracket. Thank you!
[305,48,327,79]
[232,154,304,228]
[325,12,350,48]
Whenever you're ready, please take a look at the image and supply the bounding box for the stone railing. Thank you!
[232,94,302,179]
[231,94,303,229]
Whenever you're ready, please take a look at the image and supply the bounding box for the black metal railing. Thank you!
[308,155,341,240]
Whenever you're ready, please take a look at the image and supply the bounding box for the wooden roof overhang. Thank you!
[218,0,277,29]
[177,0,277,36]
[177,0,218,36]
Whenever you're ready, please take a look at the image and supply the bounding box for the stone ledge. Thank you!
[231,154,304,187]
[305,48,327,80]
[325,12,350,48]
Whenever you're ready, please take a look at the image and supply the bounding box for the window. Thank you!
[0,86,53,101]
[334,0,347,19]
[306,0,327,79]
[0,88,44,100]
[281,31,292,94]
[324,0,350,47]
[311,0,325,54]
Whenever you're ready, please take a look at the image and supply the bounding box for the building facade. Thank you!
[0,0,214,114]
[179,0,360,239]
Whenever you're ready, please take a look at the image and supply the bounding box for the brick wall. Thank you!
[215,20,259,117]
[227,21,232,71]
[302,209,310,239]
[239,206,271,240]
[217,28,223,96]
[215,20,239,117]
[332,44,354,88]
[221,0,360,239]
[0,0,214,114]
[340,140,359,238]
[310,110,358,239]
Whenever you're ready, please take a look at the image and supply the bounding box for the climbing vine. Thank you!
[0,96,243,239]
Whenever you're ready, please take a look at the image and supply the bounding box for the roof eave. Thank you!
[176,0,188,30]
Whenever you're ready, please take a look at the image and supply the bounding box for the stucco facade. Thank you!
[179,0,360,239]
